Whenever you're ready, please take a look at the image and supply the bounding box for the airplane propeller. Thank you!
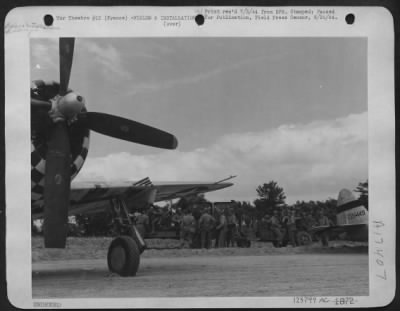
[59,38,74,96]
[37,38,178,248]
[78,112,178,149]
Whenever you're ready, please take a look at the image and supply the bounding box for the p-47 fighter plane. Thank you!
[31,38,233,276]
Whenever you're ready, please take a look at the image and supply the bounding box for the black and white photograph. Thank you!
[5,6,395,308]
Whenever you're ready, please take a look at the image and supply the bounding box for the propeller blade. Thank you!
[59,38,75,96]
[43,122,71,248]
[79,112,178,149]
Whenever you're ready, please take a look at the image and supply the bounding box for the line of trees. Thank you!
[232,179,368,225]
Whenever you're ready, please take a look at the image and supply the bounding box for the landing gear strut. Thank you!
[107,197,146,276]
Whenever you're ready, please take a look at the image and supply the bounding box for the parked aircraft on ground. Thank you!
[31,38,233,276]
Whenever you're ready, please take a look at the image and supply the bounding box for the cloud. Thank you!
[80,41,132,81]
[124,40,175,60]
[128,54,270,95]
[75,111,368,203]
[30,39,58,79]
[30,39,133,82]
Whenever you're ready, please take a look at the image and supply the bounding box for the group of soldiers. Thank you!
[133,204,334,248]
[133,205,177,238]
[132,204,242,249]
[259,207,333,247]
[179,205,240,249]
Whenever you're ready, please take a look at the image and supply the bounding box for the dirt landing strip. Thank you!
[32,253,368,298]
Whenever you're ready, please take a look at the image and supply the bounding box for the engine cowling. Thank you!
[31,80,90,205]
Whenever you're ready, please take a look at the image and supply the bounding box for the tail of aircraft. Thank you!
[335,189,368,241]
[336,189,368,226]
[310,188,368,242]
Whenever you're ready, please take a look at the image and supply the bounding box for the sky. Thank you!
[30,37,368,204]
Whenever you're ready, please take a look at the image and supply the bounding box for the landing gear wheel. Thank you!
[107,236,140,277]
[296,231,312,246]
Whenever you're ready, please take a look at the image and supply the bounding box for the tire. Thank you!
[296,231,312,246]
[272,240,279,248]
[107,236,140,277]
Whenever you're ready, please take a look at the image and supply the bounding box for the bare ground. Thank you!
[32,237,368,298]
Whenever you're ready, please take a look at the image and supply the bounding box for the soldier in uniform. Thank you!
[149,205,163,234]
[180,209,196,248]
[135,210,149,239]
[198,207,216,249]
[287,209,297,247]
[171,208,183,238]
[216,208,228,248]
[316,209,330,246]
[226,208,238,247]
[270,210,283,247]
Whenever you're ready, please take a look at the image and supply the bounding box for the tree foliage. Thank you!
[256,181,286,203]
[253,181,286,217]
[354,180,368,209]
[291,198,337,223]
[175,194,209,210]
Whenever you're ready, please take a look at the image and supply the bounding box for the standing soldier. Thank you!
[243,213,251,229]
[271,210,283,247]
[135,210,149,239]
[316,209,330,247]
[191,204,202,248]
[180,209,196,248]
[226,208,238,247]
[149,204,162,234]
[287,209,297,247]
[216,208,228,247]
[213,208,221,247]
[171,208,183,238]
[199,207,216,249]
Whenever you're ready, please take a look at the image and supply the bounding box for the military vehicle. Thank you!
[257,216,313,247]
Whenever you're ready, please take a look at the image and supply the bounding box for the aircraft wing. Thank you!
[309,225,334,235]
[150,181,234,201]
[32,178,233,219]
[309,224,367,236]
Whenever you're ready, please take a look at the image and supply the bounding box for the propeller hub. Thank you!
[58,92,86,119]
[48,92,86,122]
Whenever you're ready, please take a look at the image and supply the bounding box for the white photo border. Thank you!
[5,6,395,308]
